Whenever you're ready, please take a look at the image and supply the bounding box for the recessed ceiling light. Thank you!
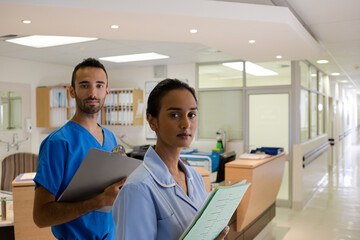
[311,74,317,77]
[99,52,169,63]
[190,29,198,33]
[249,40,256,44]
[331,72,340,76]
[318,104,323,111]
[111,25,119,29]
[339,80,349,83]
[22,20,31,24]
[5,35,97,48]
[316,60,329,64]
[276,55,282,59]
[223,61,278,76]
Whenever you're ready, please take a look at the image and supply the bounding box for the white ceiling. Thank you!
[287,0,360,89]
[0,0,359,89]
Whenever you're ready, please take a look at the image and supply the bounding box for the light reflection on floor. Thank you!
[266,133,360,240]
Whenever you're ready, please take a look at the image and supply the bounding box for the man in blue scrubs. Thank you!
[33,58,125,239]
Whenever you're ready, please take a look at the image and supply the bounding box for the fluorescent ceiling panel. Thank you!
[5,35,97,48]
[316,60,329,64]
[100,52,169,63]
[223,62,278,76]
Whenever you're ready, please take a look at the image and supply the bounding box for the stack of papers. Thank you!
[239,153,269,159]
[20,172,36,180]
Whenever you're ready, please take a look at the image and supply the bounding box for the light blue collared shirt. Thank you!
[112,147,207,240]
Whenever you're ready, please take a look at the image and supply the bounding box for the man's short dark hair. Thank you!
[71,58,108,88]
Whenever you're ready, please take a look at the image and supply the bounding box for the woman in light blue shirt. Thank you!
[112,79,229,239]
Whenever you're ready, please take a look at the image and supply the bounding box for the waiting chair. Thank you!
[1,152,38,192]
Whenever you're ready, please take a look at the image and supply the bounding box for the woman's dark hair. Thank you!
[146,79,197,117]
[71,58,108,88]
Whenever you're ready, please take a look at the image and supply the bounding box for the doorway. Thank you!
[246,91,290,205]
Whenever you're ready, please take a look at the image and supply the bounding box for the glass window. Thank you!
[300,61,309,88]
[318,95,324,134]
[198,62,243,89]
[310,93,318,138]
[246,61,291,87]
[300,90,309,141]
[310,66,317,91]
[198,90,243,140]
[0,91,22,130]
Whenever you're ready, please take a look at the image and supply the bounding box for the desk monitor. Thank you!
[216,151,236,183]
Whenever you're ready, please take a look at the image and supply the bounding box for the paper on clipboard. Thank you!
[57,148,142,213]
[20,172,36,180]
[180,182,251,240]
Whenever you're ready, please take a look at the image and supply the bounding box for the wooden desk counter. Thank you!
[225,153,285,232]
[193,167,211,192]
[12,175,55,240]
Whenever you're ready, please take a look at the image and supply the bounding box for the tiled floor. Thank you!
[266,133,360,240]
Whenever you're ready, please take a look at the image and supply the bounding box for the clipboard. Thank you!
[180,182,251,240]
[57,148,142,213]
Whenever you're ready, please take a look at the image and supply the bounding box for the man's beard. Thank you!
[75,93,104,114]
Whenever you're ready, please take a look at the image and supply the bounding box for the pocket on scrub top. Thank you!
[157,212,182,238]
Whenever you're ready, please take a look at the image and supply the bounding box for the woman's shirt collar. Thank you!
[143,146,193,188]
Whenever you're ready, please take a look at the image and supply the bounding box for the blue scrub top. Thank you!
[112,147,207,240]
[34,121,117,240]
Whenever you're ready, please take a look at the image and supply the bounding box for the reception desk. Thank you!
[11,168,210,240]
[193,167,211,192]
[225,153,285,238]
[12,174,55,240]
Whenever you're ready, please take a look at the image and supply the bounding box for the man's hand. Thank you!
[33,177,127,228]
[215,226,230,240]
[99,177,127,206]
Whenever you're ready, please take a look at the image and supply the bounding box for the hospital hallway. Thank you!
[260,131,360,240]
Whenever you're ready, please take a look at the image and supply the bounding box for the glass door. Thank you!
[246,91,290,205]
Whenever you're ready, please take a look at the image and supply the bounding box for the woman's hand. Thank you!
[215,226,230,240]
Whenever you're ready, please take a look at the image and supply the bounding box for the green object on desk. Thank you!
[180,182,251,240]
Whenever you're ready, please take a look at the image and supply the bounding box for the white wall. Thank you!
[0,58,217,158]
[0,57,223,183]
[0,81,32,178]
[106,63,216,151]
[358,95,360,127]
[0,56,72,180]
[292,135,329,210]
[108,63,196,89]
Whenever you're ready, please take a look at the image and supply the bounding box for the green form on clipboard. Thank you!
[180,182,251,240]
